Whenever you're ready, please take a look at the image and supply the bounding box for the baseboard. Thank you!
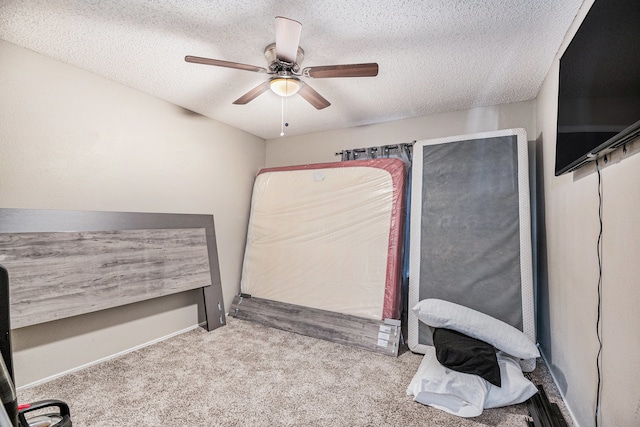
[17,321,207,391]
[539,348,581,427]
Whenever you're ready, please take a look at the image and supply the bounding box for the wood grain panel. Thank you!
[1,228,211,328]
[230,295,400,356]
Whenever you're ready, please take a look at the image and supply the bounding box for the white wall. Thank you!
[0,40,265,387]
[266,101,535,166]
[538,59,640,427]
[535,1,640,424]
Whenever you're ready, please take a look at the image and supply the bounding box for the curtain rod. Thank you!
[334,141,416,157]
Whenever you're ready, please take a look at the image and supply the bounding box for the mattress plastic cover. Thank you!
[240,159,405,320]
[407,129,535,369]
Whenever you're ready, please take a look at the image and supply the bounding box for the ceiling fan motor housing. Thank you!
[264,43,304,73]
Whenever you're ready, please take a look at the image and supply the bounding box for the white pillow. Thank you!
[407,347,488,418]
[412,299,540,360]
[485,351,538,408]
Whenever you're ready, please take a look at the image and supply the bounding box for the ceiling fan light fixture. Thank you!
[270,77,301,97]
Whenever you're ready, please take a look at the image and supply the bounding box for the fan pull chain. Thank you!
[280,96,289,137]
[280,97,285,136]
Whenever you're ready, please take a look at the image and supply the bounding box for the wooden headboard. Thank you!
[0,208,225,331]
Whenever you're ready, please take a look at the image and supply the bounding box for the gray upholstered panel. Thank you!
[408,129,534,364]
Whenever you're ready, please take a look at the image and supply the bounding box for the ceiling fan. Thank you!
[185,16,378,110]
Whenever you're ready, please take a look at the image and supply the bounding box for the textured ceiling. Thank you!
[0,0,584,140]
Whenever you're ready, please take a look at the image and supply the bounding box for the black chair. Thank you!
[0,265,12,382]
[0,354,17,427]
[1,358,70,427]
[0,265,72,427]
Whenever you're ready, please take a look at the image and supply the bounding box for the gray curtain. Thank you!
[338,143,413,166]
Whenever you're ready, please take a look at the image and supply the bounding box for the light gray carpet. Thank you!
[18,318,572,426]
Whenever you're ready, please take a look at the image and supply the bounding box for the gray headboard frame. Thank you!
[0,208,225,331]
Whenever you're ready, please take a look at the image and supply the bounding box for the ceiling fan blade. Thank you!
[303,63,379,78]
[274,16,302,63]
[185,55,267,73]
[233,81,271,105]
[298,83,331,110]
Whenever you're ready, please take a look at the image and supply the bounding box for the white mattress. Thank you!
[240,159,405,320]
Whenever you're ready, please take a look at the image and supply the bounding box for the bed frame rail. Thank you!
[230,294,401,356]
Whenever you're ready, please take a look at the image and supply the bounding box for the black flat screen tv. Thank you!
[555,0,640,176]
